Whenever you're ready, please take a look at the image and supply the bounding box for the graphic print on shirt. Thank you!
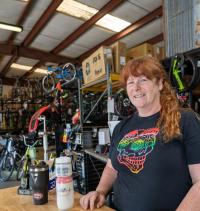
[117,128,159,174]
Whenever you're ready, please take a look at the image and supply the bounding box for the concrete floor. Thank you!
[0,170,20,189]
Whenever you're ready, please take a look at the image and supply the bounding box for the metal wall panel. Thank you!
[164,0,198,57]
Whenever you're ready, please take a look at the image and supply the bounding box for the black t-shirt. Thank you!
[109,110,200,211]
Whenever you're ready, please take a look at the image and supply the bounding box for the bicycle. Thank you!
[16,135,40,181]
[169,53,200,106]
[169,54,200,93]
[42,63,76,93]
[0,135,24,182]
[0,137,14,182]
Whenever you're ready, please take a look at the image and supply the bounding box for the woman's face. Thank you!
[126,75,163,116]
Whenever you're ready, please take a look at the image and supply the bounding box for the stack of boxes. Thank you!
[82,42,165,85]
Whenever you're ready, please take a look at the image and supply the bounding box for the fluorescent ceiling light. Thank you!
[11,63,32,70]
[96,14,131,32]
[35,68,48,74]
[0,22,23,32]
[57,0,131,32]
[11,63,47,74]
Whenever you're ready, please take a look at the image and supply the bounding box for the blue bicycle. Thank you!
[42,63,76,93]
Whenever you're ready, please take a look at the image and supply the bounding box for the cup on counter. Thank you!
[29,161,49,205]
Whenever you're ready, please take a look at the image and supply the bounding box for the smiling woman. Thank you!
[80,56,200,211]
[121,56,180,141]
[126,75,162,117]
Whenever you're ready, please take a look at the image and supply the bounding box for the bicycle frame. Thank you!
[42,63,76,93]
[47,66,63,79]
[17,136,39,179]
[171,55,185,93]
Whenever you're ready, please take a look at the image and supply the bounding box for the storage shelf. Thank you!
[81,73,121,92]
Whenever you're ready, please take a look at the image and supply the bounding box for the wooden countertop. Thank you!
[0,186,114,211]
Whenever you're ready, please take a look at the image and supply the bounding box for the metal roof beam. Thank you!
[52,0,124,54]
[22,0,63,47]
[78,6,163,61]
[0,44,77,72]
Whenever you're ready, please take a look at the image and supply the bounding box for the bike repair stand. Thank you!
[38,115,48,162]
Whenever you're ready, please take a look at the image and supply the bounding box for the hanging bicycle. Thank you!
[42,63,76,93]
[169,53,200,92]
[169,53,200,106]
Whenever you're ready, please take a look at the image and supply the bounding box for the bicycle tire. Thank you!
[169,55,200,92]
[16,158,25,181]
[187,57,200,89]
[0,152,15,182]
[114,89,136,119]
[42,74,55,93]
[62,63,76,82]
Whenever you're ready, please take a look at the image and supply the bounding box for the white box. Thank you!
[98,128,110,145]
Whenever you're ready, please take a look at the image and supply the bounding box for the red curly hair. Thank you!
[121,56,181,142]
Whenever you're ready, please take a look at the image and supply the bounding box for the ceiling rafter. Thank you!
[7,0,35,44]
[1,0,35,77]
[0,43,77,67]
[22,0,63,47]
[23,0,124,78]
[146,33,164,45]
[128,33,164,49]
[78,6,163,61]
[0,0,63,78]
[21,61,44,79]
[52,0,124,54]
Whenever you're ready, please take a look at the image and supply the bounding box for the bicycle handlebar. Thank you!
[21,135,40,147]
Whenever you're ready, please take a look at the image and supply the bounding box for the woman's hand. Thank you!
[80,190,106,210]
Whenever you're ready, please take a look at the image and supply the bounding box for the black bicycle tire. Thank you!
[114,89,136,119]
[62,63,76,82]
[42,74,55,93]
[187,57,200,89]
[16,158,24,181]
[0,152,15,182]
[169,55,200,92]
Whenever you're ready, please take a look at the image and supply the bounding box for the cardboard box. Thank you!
[127,43,153,61]
[153,46,165,60]
[111,41,127,73]
[82,46,114,84]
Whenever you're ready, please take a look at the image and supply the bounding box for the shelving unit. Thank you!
[80,64,121,125]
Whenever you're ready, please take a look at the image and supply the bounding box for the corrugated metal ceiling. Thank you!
[0,0,163,82]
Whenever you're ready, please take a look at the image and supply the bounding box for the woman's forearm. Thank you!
[176,181,200,211]
[96,159,118,196]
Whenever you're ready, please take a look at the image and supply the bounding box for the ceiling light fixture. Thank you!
[35,68,48,74]
[11,63,32,70]
[57,0,131,32]
[0,22,23,32]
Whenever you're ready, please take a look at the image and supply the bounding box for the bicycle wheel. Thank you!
[42,74,55,93]
[0,152,15,182]
[169,55,200,92]
[62,63,76,82]
[114,89,136,119]
[16,158,26,181]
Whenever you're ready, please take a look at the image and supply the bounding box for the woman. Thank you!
[80,56,200,211]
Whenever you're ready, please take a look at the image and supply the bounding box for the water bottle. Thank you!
[55,156,74,211]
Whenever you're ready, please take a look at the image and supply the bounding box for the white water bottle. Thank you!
[55,156,74,211]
